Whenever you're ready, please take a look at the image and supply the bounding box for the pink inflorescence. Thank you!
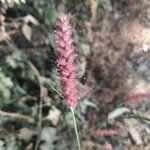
[126,92,150,104]
[92,129,118,137]
[56,11,78,108]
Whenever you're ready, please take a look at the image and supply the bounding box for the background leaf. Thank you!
[22,24,32,41]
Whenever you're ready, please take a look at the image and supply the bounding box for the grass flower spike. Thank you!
[56,10,81,150]
[57,11,78,108]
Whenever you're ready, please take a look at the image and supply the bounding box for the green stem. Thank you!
[70,107,81,150]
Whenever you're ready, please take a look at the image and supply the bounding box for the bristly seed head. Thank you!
[56,11,78,108]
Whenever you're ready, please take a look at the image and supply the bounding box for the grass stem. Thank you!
[70,107,81,150]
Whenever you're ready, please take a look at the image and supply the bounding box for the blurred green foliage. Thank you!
[6,51,25,69]
[98,0,106,8]
[45,6,58,23]
[0,68,13,103]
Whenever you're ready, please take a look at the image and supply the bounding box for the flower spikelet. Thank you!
[56,11,78,108]
[92,129,118,137]
[126,92,150,104]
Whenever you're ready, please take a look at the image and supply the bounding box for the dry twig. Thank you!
[27,61,44,150]
[0,110,34,122]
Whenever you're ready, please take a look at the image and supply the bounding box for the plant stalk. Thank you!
[70,107,81,150]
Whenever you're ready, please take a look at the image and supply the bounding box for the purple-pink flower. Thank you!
[92,129,118,137]
[56,11,78,108]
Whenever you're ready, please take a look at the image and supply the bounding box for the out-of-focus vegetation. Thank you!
[0,0,150,150]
